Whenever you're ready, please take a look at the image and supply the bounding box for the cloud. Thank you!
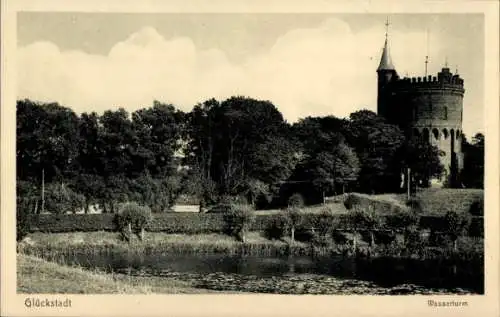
[18,19,447,124]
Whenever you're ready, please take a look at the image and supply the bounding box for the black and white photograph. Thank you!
[2,1,499,316]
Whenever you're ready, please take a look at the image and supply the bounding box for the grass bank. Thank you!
[17,254,225,294]
[375,188,484,215]
[19,231,315,257]
[19,231,483,262]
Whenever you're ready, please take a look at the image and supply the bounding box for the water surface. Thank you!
[40,251,483,294]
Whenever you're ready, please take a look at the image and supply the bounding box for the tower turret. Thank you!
[377,21,398,121]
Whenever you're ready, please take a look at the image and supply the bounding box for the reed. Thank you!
[19,231,483,262]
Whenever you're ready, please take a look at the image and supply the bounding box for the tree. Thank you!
[386,209,420,245]
[183,98,220,205]
[461,133,484,188]
[282,206,304,244]
[184,96,294,204]
[344,110,405,193]
[398,139,444,188]
[115,202,152,242]
[290,131,360,201]
[131,101,185,178]
[443,211,471,250]
[223,204,256,242]
[17,100,80,184]
[347,206,382,248]
[74,112,106,211]
[43,182,85,214]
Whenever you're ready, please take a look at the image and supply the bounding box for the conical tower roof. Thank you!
[377,38,395,71]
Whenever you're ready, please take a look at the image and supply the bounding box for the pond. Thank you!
[39,251,483,294]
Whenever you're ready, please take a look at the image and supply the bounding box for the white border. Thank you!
[2,1,499,316]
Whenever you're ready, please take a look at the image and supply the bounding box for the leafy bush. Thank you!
[128,175,181,213]
[17,181,38,241]
[405,197,423,213]
[343,193,361,210]
[287,193,305,208]
[428,230,450,247]
[386,209,419,230]
[347,207,382,246]
[374,230,396,245]
[443,210,472,249]
[43,183,85,214]
[223,204,255,242]
[115,202,152,241]
[332,230,350,245]
[468,199,484,216]
[310,232,331,247]
[404,228,427,253]
[313,207,338,236]
[468,217,484,237]
[263,214,288,240]
[282,206,304,243]
[17,201,31,241]
[208,195,247,213]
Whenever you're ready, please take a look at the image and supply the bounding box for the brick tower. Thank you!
[376,27,465,186]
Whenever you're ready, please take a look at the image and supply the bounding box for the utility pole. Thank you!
[407,167,411,200]
[41,168,45,214]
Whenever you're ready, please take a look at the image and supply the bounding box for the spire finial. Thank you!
[377,17,396,72]
[425,28,430,76]
[385,16,390,40]
[445,56,449,68]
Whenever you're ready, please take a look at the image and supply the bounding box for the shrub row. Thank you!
[27,212,483,237]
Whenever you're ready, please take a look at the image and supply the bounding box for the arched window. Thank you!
[432,128,439,140]
[456,130,460,139]
[450,129,455,140]
[413,128,420,138]
[443,128,449,139]
[423,128,430,142]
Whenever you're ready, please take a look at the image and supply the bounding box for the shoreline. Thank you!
[17,254,226,294]
[19,231,484,260]
[18,253,479,295]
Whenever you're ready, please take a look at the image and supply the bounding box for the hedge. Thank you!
[27,213,325,234]
[29,214,116,233]
[27,212,483,238]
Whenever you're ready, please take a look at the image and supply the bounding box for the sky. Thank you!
[17,13,484,137]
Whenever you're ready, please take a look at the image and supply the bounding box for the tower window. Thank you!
[423,128,430,141]
[432,128,439,140]
[444,107,448,120]
[443,128,449,140]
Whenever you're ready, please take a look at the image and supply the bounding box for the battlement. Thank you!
[391,69,464,93]
[393,67,464,88]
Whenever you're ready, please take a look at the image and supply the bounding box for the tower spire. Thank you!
[377,17,395,71]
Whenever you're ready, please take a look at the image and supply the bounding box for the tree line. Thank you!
[16,97,484,214]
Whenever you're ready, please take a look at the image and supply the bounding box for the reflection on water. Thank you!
[47,251,483,293]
